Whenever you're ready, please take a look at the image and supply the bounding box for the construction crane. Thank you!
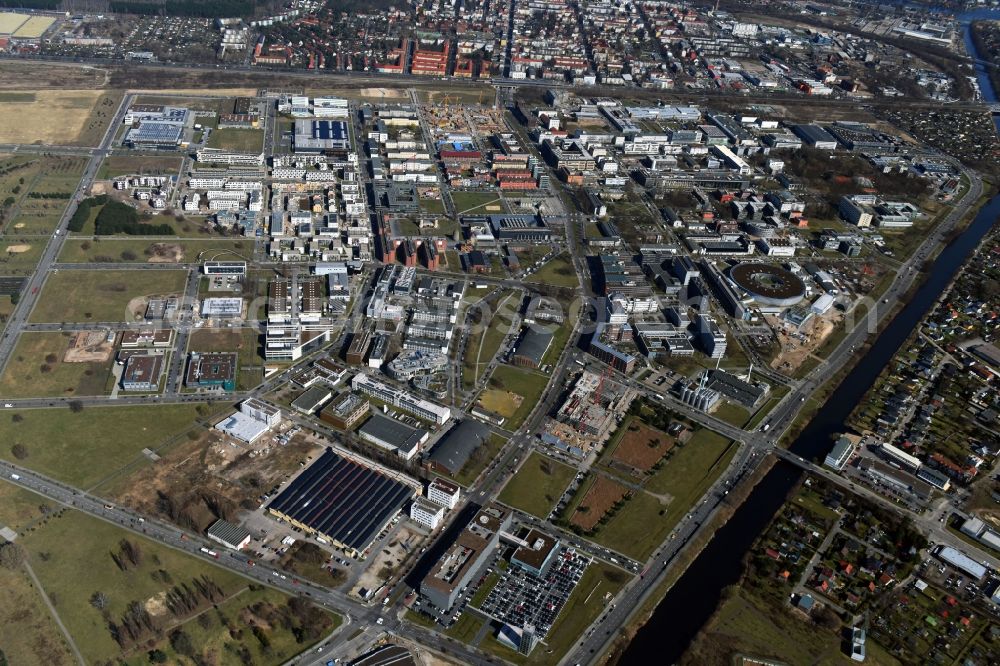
[593,365,613,406]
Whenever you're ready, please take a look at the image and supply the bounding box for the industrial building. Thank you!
[291,385,332,414]
[703,369,768,409]
[294,119,351,153]
[510,327,554,369]
[267,448,416,557]
[206,519,252,550]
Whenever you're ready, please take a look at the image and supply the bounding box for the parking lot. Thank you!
[479,547,590,636]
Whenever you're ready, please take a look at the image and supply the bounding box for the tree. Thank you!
[90,591,109,611]
[68,400,84,413]
[0,542,26,569]
[10,443,27,460]
[147,649,168,664]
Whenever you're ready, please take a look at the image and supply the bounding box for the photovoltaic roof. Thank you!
[267,448,413,551]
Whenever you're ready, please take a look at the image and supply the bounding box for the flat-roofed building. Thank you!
[203,260,247,276]
[185,351,237,391]
[351,373,452,425]
[428,477,461,509]
[358,413,429,461]
[267,448,416,557]
[824,434,858,471]
[120,329,173,348]
[201,297,244,319]
[410,498,446,529]
[426,420,491,476]
[511,529,560,576]
[291,385,332,414]
[420,504,511,609]
[319,392,370,430]
[207,519,251,550]
[120,353,164,391]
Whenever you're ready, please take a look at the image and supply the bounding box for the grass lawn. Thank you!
[0,237,46,274]
[463,290,518,389]
[0,404,209,488]
[21,509,246,664]
[451,191,503,214]
[121,586,341,666]
[445,613,485,643]
[97,155,182,180]
[419,197,446,214]
[0,566,77,666]
[712,401,749,428]
[30,269,189,322]
[58,238,253,264]
[482,364,549,429]
[645,429,735,496]
[405,609,438,629]
[525,253,579,289]
[541,319,575,367]
[684,588,892,665]
[395,216,459,237]
[448,433,507,488]
[0,478,54,530]
[497,452,575,518]
[187,328,263,391]
[470,572,500,608]
[590,432,736,559]
[0,331,113,398]
[206,127,264,152]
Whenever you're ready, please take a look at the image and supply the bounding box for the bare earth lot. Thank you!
[569,475,630,532]
[610,421,677,473]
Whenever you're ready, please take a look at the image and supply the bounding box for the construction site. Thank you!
[540,368,638,459]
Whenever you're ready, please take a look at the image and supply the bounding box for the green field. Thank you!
[59,238,253,264]
[395,216,459,237]
[589,431,737,559]
[0,565,77,666]
[451,190,503,214]
[207,128,264,153]
[0,403,209,488]
[122,586,341,666]
[498,452,575,518]
[419,196,446,214]
[15,507,338,665]
[525,253,579,288]
[684,588,896,665]
[445,613,485,643]
[0,331,113,399]
[187,327,263,391]
[30,269,189,322]
[97,155,183,180]
[481,364,549,429]
[0,237,45,274]
[0,156,86,237]
[463,290,518,388]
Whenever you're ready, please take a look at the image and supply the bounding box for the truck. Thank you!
[761,423,771,432]
[10,473,20,481]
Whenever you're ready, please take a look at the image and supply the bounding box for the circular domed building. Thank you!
[728,263,806,307]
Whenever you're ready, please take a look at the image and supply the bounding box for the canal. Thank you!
[621,16,1000,662]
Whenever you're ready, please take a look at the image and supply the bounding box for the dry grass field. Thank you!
[610,421,677,473]
[0,90,106,144]
[569,475,630,531]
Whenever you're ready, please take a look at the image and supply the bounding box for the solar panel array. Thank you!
[268,449,414,552]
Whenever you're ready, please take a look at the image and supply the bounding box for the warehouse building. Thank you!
[426,419,492,476]
[125,121,184,150]
[358,413,429,461]
[510,327,554,369]
[291,385,332,414]
[215,398,282,444]
[207,519,252,550]
[267,448,416,557]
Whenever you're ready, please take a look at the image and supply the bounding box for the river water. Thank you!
[620,10,1000,662]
